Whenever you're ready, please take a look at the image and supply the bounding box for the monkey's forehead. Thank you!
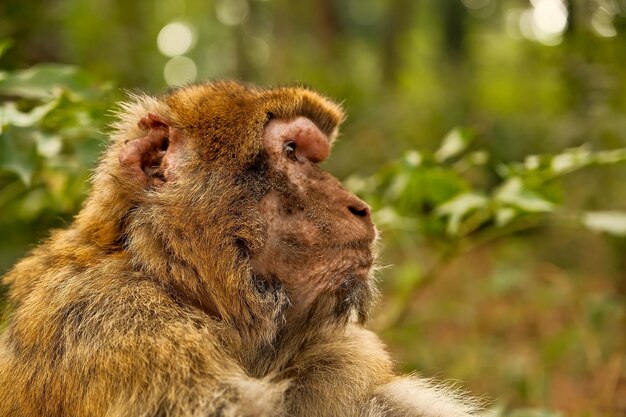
[165,81,344,141]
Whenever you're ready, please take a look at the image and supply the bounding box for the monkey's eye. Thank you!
[284,142,298,161]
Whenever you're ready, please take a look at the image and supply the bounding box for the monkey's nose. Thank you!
[337,188,374,233]
[348,203,371,220]
[346,197,373,226]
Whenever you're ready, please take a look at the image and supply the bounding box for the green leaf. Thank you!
[594,148,626,165]
[495,177,555,213]
[422,168,469,206]
[0,127,38,186]
[373,206,418,230]
[435,192,488,235]
[495,207,517,227]
[18,188,49,220]
[0,98,60,127]
[435,128,474,162]
[453,150,490,174]
[508,145,626,179]
[581,211,626,236]
[523,154,541,171]
[344,174,373,196]
[34,132,63,158]
[465,150,489,165]
[403,150,423,167]
[549,145,592,174]
[385,171,411,201]
[0,64,93,100]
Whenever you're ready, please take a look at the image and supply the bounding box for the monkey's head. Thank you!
[78,81,376,343]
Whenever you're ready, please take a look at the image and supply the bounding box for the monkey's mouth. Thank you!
[333,238,374,251]
[341,240,376,275]
[342,251,373,276]
[353,260,373,277]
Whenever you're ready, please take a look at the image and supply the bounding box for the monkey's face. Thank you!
[117,82,372,328]
[251,117,377,321]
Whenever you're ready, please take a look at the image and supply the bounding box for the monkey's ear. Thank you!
[119,113,183,186]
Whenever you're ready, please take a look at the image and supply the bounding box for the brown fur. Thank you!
[0,81,480,417]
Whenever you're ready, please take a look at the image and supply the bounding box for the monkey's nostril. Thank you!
[348,205,370,218]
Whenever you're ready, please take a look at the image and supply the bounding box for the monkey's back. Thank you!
[0,232,239,417]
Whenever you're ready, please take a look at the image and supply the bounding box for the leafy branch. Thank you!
[0,61,114,221]
[346,128,626,330]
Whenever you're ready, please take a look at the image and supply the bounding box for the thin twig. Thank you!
[375,217,542,331]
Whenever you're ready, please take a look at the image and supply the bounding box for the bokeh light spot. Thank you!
[248,37,270,67]
[157,21,196,57]
[591,9,617,38]
[461,0,491,10]
[216,0,249,26]
[517,0,568,46]
[532,0,567,36]
[164,56,197,86]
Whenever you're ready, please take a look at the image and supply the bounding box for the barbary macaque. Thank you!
[0,81,480,417]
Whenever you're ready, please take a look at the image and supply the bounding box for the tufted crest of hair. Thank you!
[165,81,344,163]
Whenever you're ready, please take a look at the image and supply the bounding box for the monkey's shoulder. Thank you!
[3,246,220,350]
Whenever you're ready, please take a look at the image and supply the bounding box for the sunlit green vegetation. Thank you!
[1,1,625,415]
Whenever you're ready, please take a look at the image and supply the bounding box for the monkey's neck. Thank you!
[242,305,353,378]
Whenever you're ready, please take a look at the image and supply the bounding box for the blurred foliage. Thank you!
[0,57,114,274]
[347,129,626,329]
[1,0,626,415]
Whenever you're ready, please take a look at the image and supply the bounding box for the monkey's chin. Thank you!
[338,269,376,321]
[303,267,375,325]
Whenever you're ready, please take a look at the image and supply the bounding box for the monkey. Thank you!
[0,81,481,417]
